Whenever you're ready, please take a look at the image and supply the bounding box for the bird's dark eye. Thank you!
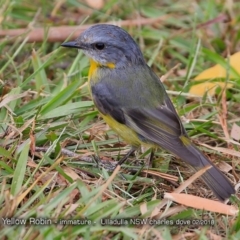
[94,42,105,50]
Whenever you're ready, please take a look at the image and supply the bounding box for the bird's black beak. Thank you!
[61,41,80,49]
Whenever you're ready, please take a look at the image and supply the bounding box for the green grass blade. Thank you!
[10,143,30,196]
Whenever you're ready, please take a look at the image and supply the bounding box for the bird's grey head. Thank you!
[61,24,145,68]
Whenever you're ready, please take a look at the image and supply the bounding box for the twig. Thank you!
[160,63,181,83]
[35,146,94,163]
[0,16,170,43]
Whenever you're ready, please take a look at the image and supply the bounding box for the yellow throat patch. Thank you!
[88,59,115,80]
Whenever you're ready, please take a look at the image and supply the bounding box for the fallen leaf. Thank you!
[140,202,148,215]
[64,203,80,216]
[199,143,240,158]
[231,123,240,141]
[62,166,82,181]
[85,0,104,9]
[217,161,233,173]
[189,52,240,96]
[159,205,186,219]
[164,193,238,215]
[27,161,38,168]
[141,169,178,182]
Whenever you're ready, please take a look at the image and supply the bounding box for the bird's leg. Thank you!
[117,147,137,165]
[93,147,137,172]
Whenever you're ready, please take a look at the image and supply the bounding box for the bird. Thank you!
[61,24,235,201]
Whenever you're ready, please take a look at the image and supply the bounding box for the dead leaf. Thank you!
[67,189,79,203]
[27,161,38,168]
[231,123,240,141]
[177,165,212,193]
[158,205,186,219]
[217,161,233,173]
[140,202,148,215]
[189,52,240,96]
[64,203,80,216]
[199,143,240,158]
[85,0,104,9]
[141,169,178,182]
[164,193,238,215]
[0,91,29,108]
[62,166,81,181]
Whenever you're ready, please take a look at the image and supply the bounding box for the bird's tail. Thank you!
[175,139,235,201]
[125,108,235,201]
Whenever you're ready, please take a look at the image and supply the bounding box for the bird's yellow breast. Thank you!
[88,58,142,147]
[101,113,142,147]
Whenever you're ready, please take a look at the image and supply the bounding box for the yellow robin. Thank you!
[61,24,235,201]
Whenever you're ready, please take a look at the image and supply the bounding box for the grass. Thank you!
[0,0,240,239]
